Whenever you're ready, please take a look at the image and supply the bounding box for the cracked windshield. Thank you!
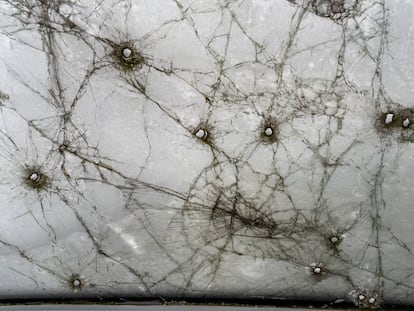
[0,0,413,309]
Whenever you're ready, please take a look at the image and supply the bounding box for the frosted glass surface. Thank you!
[0,0,414,308]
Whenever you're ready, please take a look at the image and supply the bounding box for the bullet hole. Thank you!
[330,236,339,244]
[69,274,84,292]
[310,262,324,276]
[193,123,211,143]
[329,234,343,246]
[400,109,414,129]
[122,47,132,59]
[24,167,48,190]
[376,111,399,131]
[327,229,344,247]
[358,294,366,301]
[59,143,68,153]
[29,172,40,182]
[365,294,381,309]
[264,127,273,137]
[384,113,394,125]
[402,118,410,128]
[195,128,208,140]
[112,42,144,72]
[313,266,322,274]
[260,118,278,144]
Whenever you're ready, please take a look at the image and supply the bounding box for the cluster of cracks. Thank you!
[288,0,361,21]
[0,0,412,309]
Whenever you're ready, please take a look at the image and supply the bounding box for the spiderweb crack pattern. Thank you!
[0,0,414,307]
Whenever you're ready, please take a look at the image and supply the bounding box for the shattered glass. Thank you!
[0,0,414,308]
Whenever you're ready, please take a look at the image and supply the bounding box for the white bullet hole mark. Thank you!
[403,118,410,128]
[73,279,81,287]
[330,236,338,244]
[368,297,376,304]
[264,127,273,136]
[385,113,394,124]
[358,294,366,301]
[196,128,207,139]
[313,267,321,274]
[29,172,40,182]
[122,47,132,59]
